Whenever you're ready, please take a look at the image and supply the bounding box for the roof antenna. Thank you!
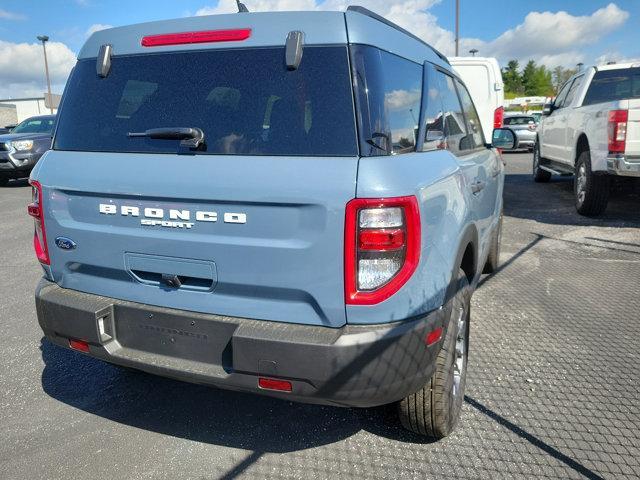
[236,0,249,12]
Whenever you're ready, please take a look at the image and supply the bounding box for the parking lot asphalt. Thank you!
[1,153,639,480]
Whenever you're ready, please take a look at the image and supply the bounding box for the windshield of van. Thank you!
[54,47,358,157]
[583,67,640,106]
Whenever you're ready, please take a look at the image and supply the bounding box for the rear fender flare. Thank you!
[444,224,478,305]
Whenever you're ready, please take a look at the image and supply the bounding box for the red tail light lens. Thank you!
[608,109,628,153]
[345,196,420,305]
[494,106,504,129]
[141,29,252,47]
[27,180,49,265]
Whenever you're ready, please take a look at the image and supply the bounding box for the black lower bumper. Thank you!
[35,279,449,408]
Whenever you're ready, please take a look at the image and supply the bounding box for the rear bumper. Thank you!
[607,155,640,177]
[35,279,449,408]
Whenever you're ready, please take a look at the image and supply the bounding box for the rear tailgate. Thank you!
[626,98,640,157]
[34,40,359,329]
[36,151,357,328]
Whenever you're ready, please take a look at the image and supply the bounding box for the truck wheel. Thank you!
[575,150,609,216]
[398,269,471,438]
[483,210,503,274]
[533,142,551,183]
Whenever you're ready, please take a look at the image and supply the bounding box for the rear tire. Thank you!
[533,142,551,183]
[483,210,502,274]
[398,269,471,439]
[574,150,609,216]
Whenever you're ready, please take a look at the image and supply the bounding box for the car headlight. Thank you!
[10,140,34,151]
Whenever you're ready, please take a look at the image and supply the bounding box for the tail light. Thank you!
[608,110,628,153]
[27,180,49,265]
[494,107,504,129]
[141,29,252,47]
[345,196,420,305]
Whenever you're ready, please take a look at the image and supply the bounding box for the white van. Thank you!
[450,57,505,141]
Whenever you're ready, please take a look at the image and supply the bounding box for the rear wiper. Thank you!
[127,127,205,149]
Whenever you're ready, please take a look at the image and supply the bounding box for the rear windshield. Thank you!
[54,47,358,156]
[583,67,640,106]
[504,116,535,125]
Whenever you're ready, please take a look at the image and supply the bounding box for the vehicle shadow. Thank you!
[504,173,640,227]
[39,338,428,453]
[3,178,29,188]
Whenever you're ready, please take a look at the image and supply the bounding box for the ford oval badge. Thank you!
[55,237,77,250]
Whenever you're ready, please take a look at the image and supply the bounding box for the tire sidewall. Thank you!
[437,272,472,435]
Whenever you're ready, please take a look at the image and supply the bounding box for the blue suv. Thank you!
[30,6,515,438]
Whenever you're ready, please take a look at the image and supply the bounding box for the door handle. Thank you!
[471,180,486,194]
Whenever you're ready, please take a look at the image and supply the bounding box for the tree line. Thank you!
[502,60,577,98]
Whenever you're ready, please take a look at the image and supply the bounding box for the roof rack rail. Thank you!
[346,5,450,65]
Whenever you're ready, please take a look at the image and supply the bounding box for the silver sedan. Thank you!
[504,115,537,151]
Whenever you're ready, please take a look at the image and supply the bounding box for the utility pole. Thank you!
[455,0,460,56]
[37,35,54,114]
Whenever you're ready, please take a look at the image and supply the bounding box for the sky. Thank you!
[0,0,638,99]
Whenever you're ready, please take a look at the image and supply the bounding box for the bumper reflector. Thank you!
[425,327,443,346]
[69,339,90,353]
[258,377,292,392]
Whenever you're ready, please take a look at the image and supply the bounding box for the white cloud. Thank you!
[86,23,113,36]
[595,51,640,66]
[196,0,629,69]
[0,8,26,20]
[0,40,76,99]
[471,3,629,67]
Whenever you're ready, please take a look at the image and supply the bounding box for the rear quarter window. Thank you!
[54,46,358,157]
[351,45,423,156]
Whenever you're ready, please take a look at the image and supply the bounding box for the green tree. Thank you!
[521,60,554,96]
[502,60,523,95]
[552,66,577,93]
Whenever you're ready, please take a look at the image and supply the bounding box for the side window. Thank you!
[422,65,445,151]
[455,79,485,149]
[351,45,423,156]
[554,80,574,109]
[564,75,584,107]
[437,72,467,156]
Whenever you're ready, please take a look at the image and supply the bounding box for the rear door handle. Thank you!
[471,180,486,194]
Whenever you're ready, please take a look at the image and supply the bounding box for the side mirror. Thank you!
[542,103,554,116]
[492,128,518,150]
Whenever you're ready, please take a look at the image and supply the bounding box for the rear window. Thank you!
[583,67,640,106]
[504,116,535,125]
[54,47,358,157]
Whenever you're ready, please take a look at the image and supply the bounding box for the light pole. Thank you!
[37,35,54,115]
[577,62,584,72]
[469,48,478,57]
[455,0,460,56]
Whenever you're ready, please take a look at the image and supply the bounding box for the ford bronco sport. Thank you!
[30,6,514,438]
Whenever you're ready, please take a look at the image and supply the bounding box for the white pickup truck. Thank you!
[534,63,639,216]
